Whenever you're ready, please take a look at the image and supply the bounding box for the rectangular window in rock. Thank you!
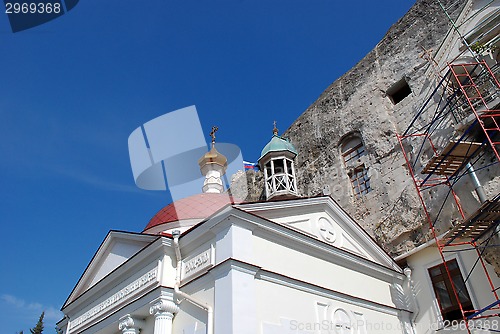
[387,78,412,104]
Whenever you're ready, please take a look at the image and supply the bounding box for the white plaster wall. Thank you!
[159,252,177,287]
[252,234,396,307]
[406,246,500,333]
[213,266,258,334]
[246,207,376,262]
[173,278,214,334]
[90,240,147,286]
[256,278,407,334]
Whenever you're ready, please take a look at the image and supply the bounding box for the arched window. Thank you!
[340,134,371,198]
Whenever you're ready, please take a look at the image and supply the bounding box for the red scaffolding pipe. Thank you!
[397,61,500,334]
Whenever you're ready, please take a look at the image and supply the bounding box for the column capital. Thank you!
[118,314,144,334]
[149,296,179,316]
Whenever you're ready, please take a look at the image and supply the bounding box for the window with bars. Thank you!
[340,135,371,198]
[428,259,474,321]
[343,142,366,165]
[348,167,371,197]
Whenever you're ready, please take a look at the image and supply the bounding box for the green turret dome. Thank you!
[258,135,298,162]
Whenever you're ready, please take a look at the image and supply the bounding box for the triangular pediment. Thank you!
[238,196,400,272]
[63,231,157,308]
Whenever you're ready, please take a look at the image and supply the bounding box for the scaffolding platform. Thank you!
[445,194,500,244]
[397,61,500,332]
[422,141,482,175]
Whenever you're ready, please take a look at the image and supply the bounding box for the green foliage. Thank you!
[30,312,44,334]
[470,41,497,54]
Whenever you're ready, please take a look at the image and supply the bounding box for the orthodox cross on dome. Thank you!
[273,121,278,136]
[199,125,227,194]
[210,126,219,147]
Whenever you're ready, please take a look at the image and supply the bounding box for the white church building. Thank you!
[57,0,500,332]
[57,127,499,334]
[58,132,414,334]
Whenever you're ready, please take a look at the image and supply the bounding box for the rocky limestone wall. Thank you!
[279,0,466,255]
[241,0,500,275]
[230,169,265,202]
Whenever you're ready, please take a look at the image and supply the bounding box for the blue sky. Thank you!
[0,0,415,332]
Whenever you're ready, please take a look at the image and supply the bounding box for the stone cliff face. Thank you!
[240,0,500,275]
[281,0,466,255]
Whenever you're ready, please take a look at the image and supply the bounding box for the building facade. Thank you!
[59,0,500,333]
[59,195,418,334]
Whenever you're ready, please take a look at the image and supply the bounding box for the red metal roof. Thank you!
[144,193,236,232]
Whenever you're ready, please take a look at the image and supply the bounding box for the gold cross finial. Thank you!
[273,121,278,136]
[210,126,219,146]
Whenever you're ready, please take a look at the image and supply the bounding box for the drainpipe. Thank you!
[467,162,487,203]
[172,230,214,334]
[404,267,420,334]
[464,163,500,237]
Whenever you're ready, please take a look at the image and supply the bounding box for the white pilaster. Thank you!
[149,297,179,334]
[215,224,254,264]
[212,261,258,334]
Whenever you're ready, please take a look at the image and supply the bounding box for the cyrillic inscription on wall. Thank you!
[68,267,158,333]
[182,248,213,281]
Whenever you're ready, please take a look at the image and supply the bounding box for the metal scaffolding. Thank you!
[397,60,499,332]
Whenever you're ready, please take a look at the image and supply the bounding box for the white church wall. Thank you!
[256,278,410,334]
[211,260,258,334]
[89,239,147,287]
[239,199,394,266]
[173,274,214,334]
[214,222,255,264]
[158,252,177,287]
[405,245,500,334]
[251,232,397,307]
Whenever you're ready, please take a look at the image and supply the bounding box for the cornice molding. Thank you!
[209,258,260,280]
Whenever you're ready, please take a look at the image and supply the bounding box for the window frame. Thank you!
[340,134,371,198]
[427,258,475,322]
[348,166,371,198]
